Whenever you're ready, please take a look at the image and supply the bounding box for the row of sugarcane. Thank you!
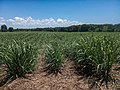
[0,33,120,88]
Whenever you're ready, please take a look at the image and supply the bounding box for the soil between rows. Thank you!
[0,58,120,90]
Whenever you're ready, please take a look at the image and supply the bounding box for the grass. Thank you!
[0,40,39,86]
[0,32,119,88]
[45,42,64,74]
[71,35,120,87]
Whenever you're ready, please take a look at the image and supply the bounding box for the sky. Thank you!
[0,0,120,28]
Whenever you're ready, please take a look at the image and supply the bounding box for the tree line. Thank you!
[1,24,120,32]
[0,24,13,32]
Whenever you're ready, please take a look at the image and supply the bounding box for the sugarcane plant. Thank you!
[0,40,39,85]
[72,35,119,86]
[45,42,64,74]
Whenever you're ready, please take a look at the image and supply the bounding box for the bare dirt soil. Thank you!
[0,58,120,90]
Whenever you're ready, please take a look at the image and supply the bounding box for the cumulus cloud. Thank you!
[0,16,82,28]
[0,17,6,25]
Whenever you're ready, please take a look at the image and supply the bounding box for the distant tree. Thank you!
[81,24,90,32]
[77,25,81,32]
[95,28,99,32]
[11,24,120,32]
[1,24,7,32]
[8,27,13,32]
[103,26,108,32]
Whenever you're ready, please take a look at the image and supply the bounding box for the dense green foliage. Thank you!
[8,27,13,32]
[1,24,7,32]
[71,35,119,85]
[45,42,64,73]
[14,24,120,32]
[0,40,38,85]
[0,32,119,87]
[1,24,120,32]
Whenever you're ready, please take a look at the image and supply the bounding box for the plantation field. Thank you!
[0,32,120,51]
[0,32,120,90]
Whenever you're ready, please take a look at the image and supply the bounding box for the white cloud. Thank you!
[0,17,6,25]
[14,17,25,21]
[57,18,65,23]
[0,16,82,28]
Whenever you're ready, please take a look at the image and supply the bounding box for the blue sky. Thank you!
[0,0,120,28]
